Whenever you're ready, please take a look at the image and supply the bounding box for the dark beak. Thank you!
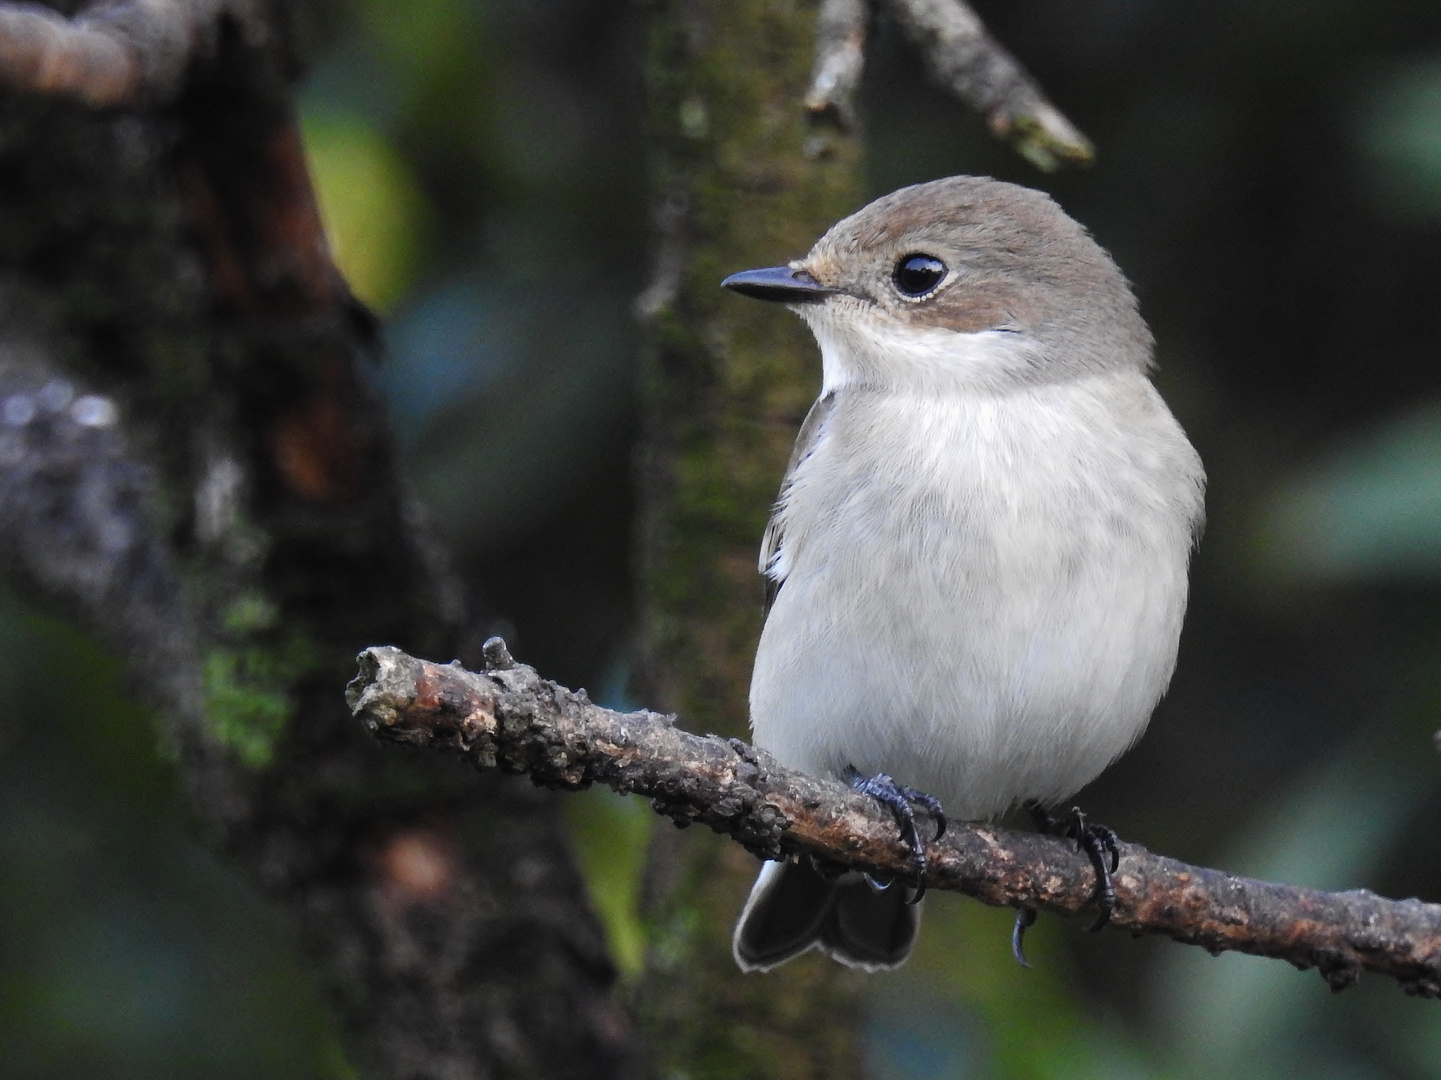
[721,265,837,304]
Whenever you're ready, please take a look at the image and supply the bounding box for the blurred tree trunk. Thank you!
[633,1,869,1075]
[0,3,633,1078]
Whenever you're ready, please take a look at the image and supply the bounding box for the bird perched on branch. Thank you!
[722,176,1204,972]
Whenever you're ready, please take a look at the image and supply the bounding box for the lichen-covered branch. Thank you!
[0,0,262,106]
[0,331,200,728]
[350,642,1441,999]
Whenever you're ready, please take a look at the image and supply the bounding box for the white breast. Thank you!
[748,372,1203,819]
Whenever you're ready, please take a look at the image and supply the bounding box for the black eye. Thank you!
[892,254,947,298]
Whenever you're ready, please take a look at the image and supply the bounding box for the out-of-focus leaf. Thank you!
[300,109,433,312]
[0,594,345,1080]
[1353,57,1441,222]
[563,787,652,978]
[1151,735,1434,1080]
[1257,402,1441,579]
[867,983,986,1080]
[357,0,475,97]
[388,279,636,551]
[379,277,526,431]
[879,897,1163,1080]
[559,665,652,978]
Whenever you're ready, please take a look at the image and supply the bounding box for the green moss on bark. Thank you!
[202,593,318,768]
[636,2,869,1077]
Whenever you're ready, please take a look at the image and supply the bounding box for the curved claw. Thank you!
[1012,907,1037,967]
[1028,803,1123,930]
[895,782,946,841]
[1065,807,1119,930]
[845,766,944,883]
[1095,824,1121,873]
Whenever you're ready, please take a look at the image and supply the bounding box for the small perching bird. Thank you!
[722,176,1205,972]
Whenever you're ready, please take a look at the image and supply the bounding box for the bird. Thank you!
[721,175,1205,973]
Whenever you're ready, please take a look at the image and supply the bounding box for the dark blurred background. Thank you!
[5,0,1441,1076]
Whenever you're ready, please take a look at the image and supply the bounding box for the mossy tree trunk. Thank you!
[634,1,869,1076]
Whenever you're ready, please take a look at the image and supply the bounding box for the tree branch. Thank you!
[803,0,1093,169]
[805,0,866,130]
[348,641,1441,999]
[884,0,1093,169]
[0,329,201,728]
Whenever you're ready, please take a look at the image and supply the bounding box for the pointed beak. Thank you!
[721,265,837,304]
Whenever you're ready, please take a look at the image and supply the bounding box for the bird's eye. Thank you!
[892,254,947,298]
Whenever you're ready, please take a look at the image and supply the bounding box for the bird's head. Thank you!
[723,176,1152,394]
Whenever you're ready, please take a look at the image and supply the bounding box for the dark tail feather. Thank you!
[733,859,836,972]
[733,859,922,973]
[821,872,922,970]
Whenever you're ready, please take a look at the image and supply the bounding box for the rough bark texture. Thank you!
[350,644,1441,999]
[0,3,635,1077]
[635,1,869,1076]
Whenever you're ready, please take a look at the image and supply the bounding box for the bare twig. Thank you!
[806,0,1094,169]
[349,642,1441,998]
[633,185,689,321]
[805,0,867,130]
[0,0,262,106]
[798,0,1095,168]
[883,0,1093,169]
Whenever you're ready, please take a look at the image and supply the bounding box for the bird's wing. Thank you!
[760,390,836,616]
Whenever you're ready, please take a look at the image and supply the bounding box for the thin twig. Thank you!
[805,0,867,130]
[348,642,1441,998]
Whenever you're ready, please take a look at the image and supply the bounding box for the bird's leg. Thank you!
[1019,801,1122,939]
[844,766,945,903]
[893,781,947,840]
[1065,807,1120,931]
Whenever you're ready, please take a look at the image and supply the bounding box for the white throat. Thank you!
[803,306,1044,396]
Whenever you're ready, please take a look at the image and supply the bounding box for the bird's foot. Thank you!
[1065,807,1119,930]
[1024,800,1120,932]
[845,766,946,903]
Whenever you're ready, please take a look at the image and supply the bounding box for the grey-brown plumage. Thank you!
[724,176,1204,972]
